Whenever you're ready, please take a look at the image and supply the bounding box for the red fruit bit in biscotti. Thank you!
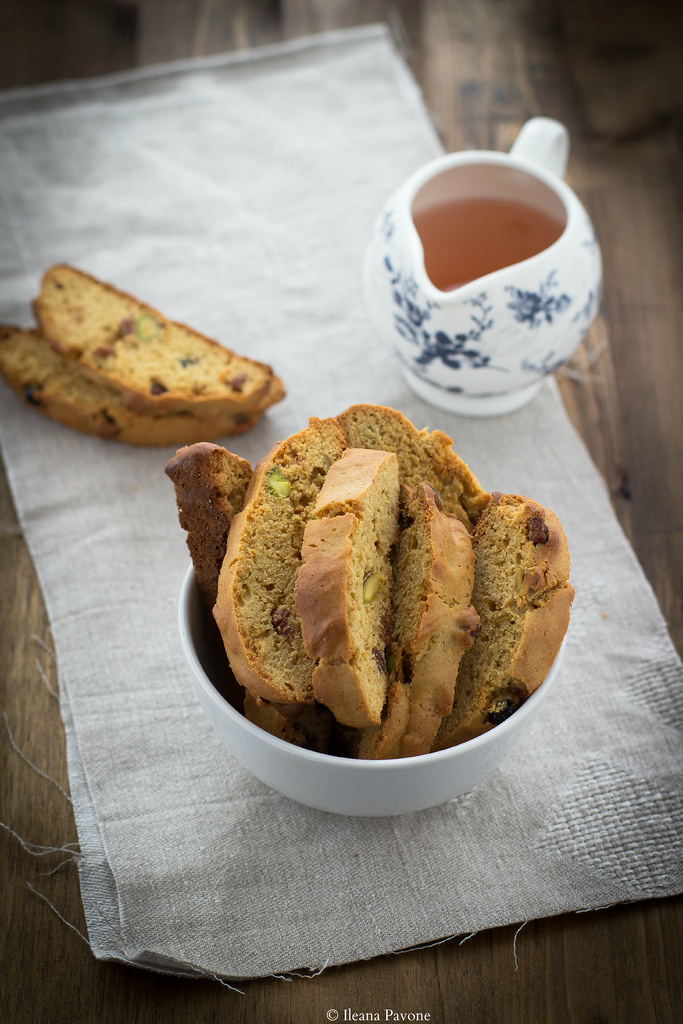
[228,372,248,392]
[93,346,116,359]
[527,515,549,545]
[270,607,293,636]
[150,380,168,395]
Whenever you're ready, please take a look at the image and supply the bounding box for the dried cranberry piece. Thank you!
[270,607,293,637]
[228,372,248,392]
[527,516,549,545]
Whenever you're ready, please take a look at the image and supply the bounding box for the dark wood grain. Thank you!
[1,2,682,1023]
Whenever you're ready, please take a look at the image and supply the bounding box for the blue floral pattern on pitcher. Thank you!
[505,270,571,328]
[414,293,495,370]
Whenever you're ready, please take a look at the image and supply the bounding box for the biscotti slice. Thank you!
[165,442,252,609]
[336,403,489,528]
[294,448,400,728]
[243,693,334,753]
[391,483,480,757]
[0,327,260,446]
[213,417,348,705]
[432,493,574,750]
[34,264,285,419]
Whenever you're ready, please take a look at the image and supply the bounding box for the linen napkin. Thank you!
[0,26,681,981]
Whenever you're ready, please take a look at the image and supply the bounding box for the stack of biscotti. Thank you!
[166,404,574,759]
[0,265,285,446]
[167,405,488,755]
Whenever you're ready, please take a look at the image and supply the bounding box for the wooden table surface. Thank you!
[1,2,681,1022]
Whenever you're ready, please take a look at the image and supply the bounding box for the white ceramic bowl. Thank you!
[179,566,565,817]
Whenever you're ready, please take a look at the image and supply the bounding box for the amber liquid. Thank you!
[412,196,565,291]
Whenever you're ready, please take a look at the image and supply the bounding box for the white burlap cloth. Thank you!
[0,26,681,980]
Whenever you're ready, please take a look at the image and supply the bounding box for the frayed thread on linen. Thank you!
[26,881,90,946]
[512,921,527,972]
[269,930,481,986]
[0,820,81,860]
[3,710,72,803]
[30,633,59,697]
[272,960,330,981]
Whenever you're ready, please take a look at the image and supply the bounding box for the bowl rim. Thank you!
[179,564,566,772]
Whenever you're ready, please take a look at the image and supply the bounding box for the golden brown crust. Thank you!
[511,583,574,690]
[296,514,356,662]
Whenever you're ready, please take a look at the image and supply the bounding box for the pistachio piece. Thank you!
[135,313,162,342]
[267,467,291,498]
[362,571,381,604]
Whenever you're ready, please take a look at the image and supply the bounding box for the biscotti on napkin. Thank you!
[34,264,285,418]
[0,327,263,447]
[166,405,574,760]
[0,266,285,446]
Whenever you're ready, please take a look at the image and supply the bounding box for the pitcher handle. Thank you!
[509,117,569,179]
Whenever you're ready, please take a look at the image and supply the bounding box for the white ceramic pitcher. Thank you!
[363,118,602,417]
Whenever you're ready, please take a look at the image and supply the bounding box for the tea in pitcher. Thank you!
[412,196,566,292]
